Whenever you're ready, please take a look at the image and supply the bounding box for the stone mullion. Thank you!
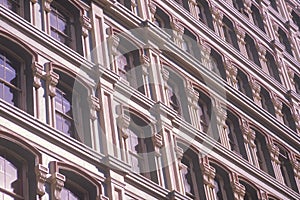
[35,164,49,198]
[290,156,300,192]
[48,172,65,200]
[241,119,258,166]
[224,58,238,87]
[186,84,200,130]
[88,95,101,151]
[45,62,59,127]
[116,109,130,163]
[162,67,170,105]
[243,0,252,18]
[256,41,268,73]
[289,31,300,60]
[270,93,283,122]
[152,130,165,187]
[171,19,185,49]
[268,142,284,183]
[249,77,261,106]
[107,34,120,73]
[139,52,152,98]
[80,14,92,58]
[188,0,199,19]
[213,100,230,149]
[231,173,246,200]
[44,0,53,34]
[235,24,247,56]
[210,3,224,37]
[148,2,156,22]
[287,94,300,134]
[200,156,216,200]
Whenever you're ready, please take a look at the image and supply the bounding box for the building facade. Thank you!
[0,0,300,199]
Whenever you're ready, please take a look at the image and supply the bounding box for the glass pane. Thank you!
[61,187,80,200]
[3,86,14,105]
[130,155,140,173]
[0,156,19,193]
[0,192,14,200]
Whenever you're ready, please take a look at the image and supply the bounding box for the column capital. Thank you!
[44,0,53,12]
[89,95,101,120]
[48,172,65,200]
[45,62,59,97]
[32,62,45,88]
[35,164,49,196]
[81,15,92,37]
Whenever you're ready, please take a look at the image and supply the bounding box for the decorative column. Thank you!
[243,0,252,18]
[231,173,246,200]
[152,129,165,187]
[200,156,217,200]
[116,106,130,162]
[235,24,247,55]
[45,62,59,127]
[35,164,49,197]
[256,41,268,72]
[186,83,200,130]
[241,118,257,166]
[32,62,45,119]
[268,142,284,183]
[224,58,238,87]
[139,51,152,98]
[287,92,300,134]
[44,0,53,34]
[49,172,65,200]
[290,155,300,192]
[210,3,224,37]
[270,93,283,122]
[249,77,261,106]
[88,95,101,151]
[81,14,92,58]
[149,2,156,23]
[170,19,185,49]
[200,42,212,69]
[188,0,199,19]
[213,100,230,149]
[161,67,170,105]
[107,34,120,72]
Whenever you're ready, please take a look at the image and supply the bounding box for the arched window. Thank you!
[278,28,293,56]
[50,0,83,54]
[269,0,278,11]
[251,5,265,32]
[236,70,253,99]
[54,69,91,145]
[260,88,275,116]
[210,49,226,80]
[265,52,281,83]
[48,162,102,200]
[222,17,239,50]
[165,69,190,122]
[182,29,200,59]
[277,146,298,192]
[179,147,205,199]
[232,0,246,15]
[117,0,140,16]
[282,104,297,132]
[225,112,248,159]
[196,89,214,134]
[196,0,214,30]
[0,50,21,107]
[126,113,158,183]
[254,131,274,176]
[0,135,41,200]
[293,74,300,94]
[244,35,261,67]
[0,36,34,114]
[153,7,171,29]
[240,181,258,200]
[291,11,300,30]
[175,0,190,11]
[211,163,234,200]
